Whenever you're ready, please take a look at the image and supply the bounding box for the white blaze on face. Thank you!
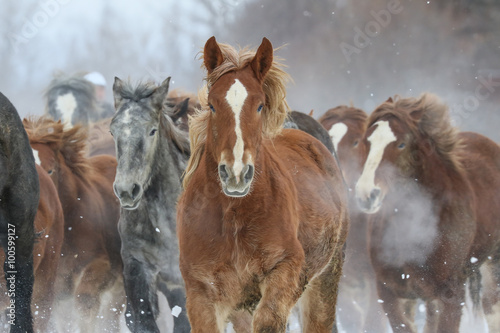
[356,120,396,198]
[328,122,348,153]
[32,149,41,165]
[225,79,248,179]
[56,92,77,128]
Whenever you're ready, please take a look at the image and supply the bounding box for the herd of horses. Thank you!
[0,36,499,333]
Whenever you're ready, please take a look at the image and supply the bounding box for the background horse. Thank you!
[177,36,348,333]
[355,93,500,333]
[45,72,102,128]
[87,117,116,157]
[111,77,191,332]
[24,116,123,333]
[1,163,64,333]
[284,110,335,153]
[318,105,387,333]
[166,89,200,132]
[0,92,39,333]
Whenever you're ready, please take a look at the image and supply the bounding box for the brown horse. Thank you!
[177,37,348,333]
[166,89,200,132]
[0,163,64,332]
[87,117,115,157]
[319,106,388,333]
[24,116,123,333]
[354,93,500,333]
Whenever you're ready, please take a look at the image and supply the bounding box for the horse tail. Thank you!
[468,266,482,314]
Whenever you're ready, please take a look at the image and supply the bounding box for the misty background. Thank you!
[1,0,499,141]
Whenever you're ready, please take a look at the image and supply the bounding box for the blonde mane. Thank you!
[183,40,292,188]
[24,116,93,178]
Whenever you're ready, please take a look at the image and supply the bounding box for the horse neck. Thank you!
[149,133,186,198]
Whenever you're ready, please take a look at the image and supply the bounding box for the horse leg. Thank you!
[377,282,416,333]
[251,253,305,333]
[74,257,115,332]
[436,284,465,333]
[423,299,441,333]
[229,310,252,333]
[300,249,343,333]
[157,277,191,332]
[482,257,500,332]
[122,257,160,333]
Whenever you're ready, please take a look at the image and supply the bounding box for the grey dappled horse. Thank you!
[111,77,191,333]
[0,92,39,333]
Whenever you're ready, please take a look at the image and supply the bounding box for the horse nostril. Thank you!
[370,188,381,201]
[243,165,254,184]
[131,183,141,199]
[219,165,229,182]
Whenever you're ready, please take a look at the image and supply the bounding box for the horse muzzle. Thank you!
[355,186,383,214]
[218,163,254,198]
[113,181,143,210]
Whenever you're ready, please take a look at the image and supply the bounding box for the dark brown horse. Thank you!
[319,105,387,333]
[0,163,64,332]
[24,116,123,333]
[355,93,500,333]
[166,89,200,132]
[177,37,348,332]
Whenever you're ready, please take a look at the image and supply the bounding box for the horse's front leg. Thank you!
[252,252,305,333]
[157,277,191,332]
[377,282,417,333]
[122,256,160,333]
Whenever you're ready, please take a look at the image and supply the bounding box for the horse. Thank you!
[44,72,102,128]
[111,77,191,332]
[88,117,116,157]
[354,93,500,333]
[284,110,335,153]
[24,116,123,333]
[166,89,200,132]
[177,36,348,333]
[1,162,64,333]
[318,105,388,333]
[0,92,39,333]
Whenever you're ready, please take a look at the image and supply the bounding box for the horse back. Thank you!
[460,131,500,259]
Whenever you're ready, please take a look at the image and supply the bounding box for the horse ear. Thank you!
[250,37,273,82]
[386,97,394,103]
[113,77,125,110]
[308,109,314,117]
[153,77,171,110]
[410,108,424,121]
[204,36,224,75]
[175,98,190,120]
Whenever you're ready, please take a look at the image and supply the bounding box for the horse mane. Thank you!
[318,105,367,128]
[24,116,93,178]
[115,80,191,156]
[44,72,99,117]
[183,41,291,188]
[370,93,463,172]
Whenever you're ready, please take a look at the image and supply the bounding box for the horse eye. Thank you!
[353,140,359,147]
[257,104,263,112]
[109,131,114,137]
[209,105,215,113]
[150,129,157,136]
[398,142,406,149]
[48,169,54,175]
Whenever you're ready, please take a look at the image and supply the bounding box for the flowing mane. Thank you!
[370,93,463,172]
[183,41,291,187]
[319,105,367,127]
[23,116,92,178]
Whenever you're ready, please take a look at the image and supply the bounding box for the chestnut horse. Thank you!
[355,93,500,333]
[0,92,39,333]
[24,116,123,333]
[177,37,348,332]
[1,163,64,333]
[319,105,388,333]
[87,117,116,157]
